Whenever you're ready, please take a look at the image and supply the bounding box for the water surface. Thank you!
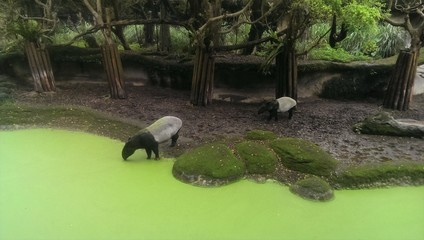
[1,129,423,240]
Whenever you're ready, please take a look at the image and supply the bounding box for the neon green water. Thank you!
[1,129,423,240]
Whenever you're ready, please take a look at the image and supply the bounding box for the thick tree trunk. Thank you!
[275,45,297,100]
[144,24,155,45]
[242,23,265,55]
[113,26,131,50]
[190,46,215,106]
[159,2,171,52]
[242,0,264,55]
[383,50,419,110]
[101,44,126,99]
[24,42,56,92]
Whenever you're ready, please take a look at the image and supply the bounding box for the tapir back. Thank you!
[146,116,182,143]
[276,97,297,112]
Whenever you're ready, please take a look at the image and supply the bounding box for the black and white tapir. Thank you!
[258,97,297,121]
[122,116,182,160]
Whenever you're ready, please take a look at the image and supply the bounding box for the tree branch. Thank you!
[198,0,253,33]
[296,27,331,57]
[215,28,287,51]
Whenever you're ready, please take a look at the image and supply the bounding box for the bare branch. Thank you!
[198,0,253,33]
[215,28,287,52]
[55,25,100,46]
[82,0,103,25]
[218,2,281,35]
[297,27,331,57]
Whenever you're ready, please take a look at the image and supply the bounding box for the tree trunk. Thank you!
[113,26,131,50]
[101,44,126,99]
[24,42,56,92]
[383,50,419,110]
[190,46,215,106]
[159,1,171,52]
[242,0,264,55]
[275,45,297,100]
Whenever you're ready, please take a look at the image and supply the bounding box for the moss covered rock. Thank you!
[290,176,334,201]
[173,143,245,186]
[333,162,424,189]
[245,130,277,140]
[235,141,278,174]
[353,112,424,138]
[270,138,338,176]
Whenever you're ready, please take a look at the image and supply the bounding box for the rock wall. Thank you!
[2,49,423,99]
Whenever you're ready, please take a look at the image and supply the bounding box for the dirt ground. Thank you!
[12,81,424,170]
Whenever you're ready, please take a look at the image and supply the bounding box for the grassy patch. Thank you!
[0,103,139,141]
[333,162,424,189]
[235,141,278,174]
[173,143,245,186]
[270,138,338,176]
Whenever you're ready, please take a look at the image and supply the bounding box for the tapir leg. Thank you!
[171,131,180,147]
[152,144,160,160]
[288,108,294,119]
[146,148,152,159]
[267,111,273,121]
[269,109,278,121]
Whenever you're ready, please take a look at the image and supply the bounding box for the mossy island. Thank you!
[172,129,424,201]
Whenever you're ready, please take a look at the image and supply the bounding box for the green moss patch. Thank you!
[235,141,278,174]
[353,112,424,138]
[333,162,424,189]
[0,103,139,141]
[173,143,245,186]
[270,138,338,176]
[290,176,334,201]
[245,130,277,141]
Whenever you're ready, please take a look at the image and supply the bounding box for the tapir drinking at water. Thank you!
[122,116,182,160]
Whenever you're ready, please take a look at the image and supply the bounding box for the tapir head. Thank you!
[258,101,278,114]
[122,138,137,160]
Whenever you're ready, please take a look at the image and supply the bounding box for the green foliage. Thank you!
[334,162,424,188]
[309,44,371,62]
[235,141,278,174]
[170,27,192,53]
[376,23,409,58]
[342,1,381,33]
[290,176,334,201]
[7,19,43,43]
[173,143,245,186]
[270,138,338,176]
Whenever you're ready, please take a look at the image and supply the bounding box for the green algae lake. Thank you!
[1,129,423,240]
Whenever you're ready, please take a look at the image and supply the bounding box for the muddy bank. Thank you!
[10,81,424,171]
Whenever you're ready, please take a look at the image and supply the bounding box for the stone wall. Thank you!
[1,49,423,99]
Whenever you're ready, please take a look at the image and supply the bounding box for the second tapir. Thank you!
[122,116,182,160]
[258,96,297,121]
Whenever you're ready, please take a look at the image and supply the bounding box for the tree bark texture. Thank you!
[275,46,297,100]
[190,46,215,106]
[24,42,56,92]
[159,2,171,52]
[242,0,265,55]
[101,44,126,99]
[383,50,418,111]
